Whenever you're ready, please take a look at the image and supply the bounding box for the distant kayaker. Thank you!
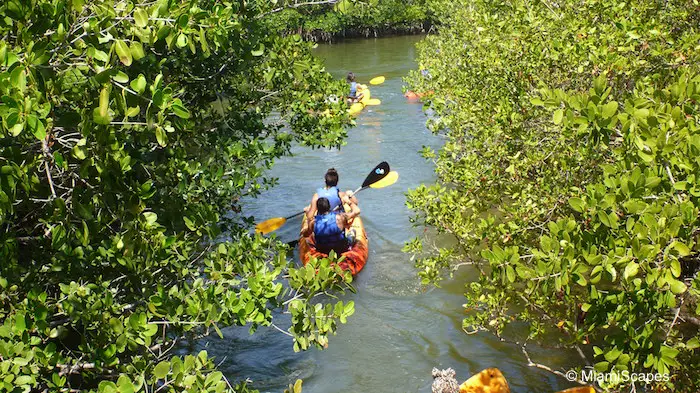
[301,196,360,255]
[346,72,364,103]
[305,168,357,217]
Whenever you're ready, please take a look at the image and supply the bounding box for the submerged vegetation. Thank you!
[406,0,700,391]
[0,0,359,391]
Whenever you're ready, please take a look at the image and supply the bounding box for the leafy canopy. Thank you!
[406,0,700,391]
[0,0,357,391]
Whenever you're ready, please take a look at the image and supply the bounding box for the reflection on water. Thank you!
[184,35,580,393]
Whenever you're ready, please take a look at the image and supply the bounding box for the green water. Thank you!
[190,35,580,393]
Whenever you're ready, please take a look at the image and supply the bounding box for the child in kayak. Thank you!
[346,72,364,103]
[301,196,360,255]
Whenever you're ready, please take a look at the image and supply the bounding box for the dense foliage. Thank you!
[264,0,431,42]
[406,0,700,391]
[0,0,357,391]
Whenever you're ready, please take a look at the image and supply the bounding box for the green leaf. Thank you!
[112,71,129,84]
[10,66,27,92]
[598,210,611,228]
[669,279,686,294]
[505,265,515,283]
[153,361,170,379]
[553,109,564,125]
[183,216,196,231]
[686,337,700,350]
[99,381,118,393]
[199,28,209,54]
[130,74,147,94]
[152,89,164,108]
[72,146,87,160]
[568,197,585,213]
[604,347,622,362]
[213,323,223,339]
[633,108,649,120]
[593,74,606,94]
[27,114,46,140]
[143,212,158,225]
[98,84,110,118]
[130,41,146,61]
[251,43,265,57]
[117,375,135,393]
[623,262,638,280]
[671,241,691,256]
[177,14,189,28]
[15,375,33,385]
[155,127,167,146]
[14,312,26,333]
[93,107,111,125]
[134,8,149,28]
[671,260,681,278]
[601,101,618,119]
[114,40,133,66]
[176,34,188,48]
[172,100,190,119]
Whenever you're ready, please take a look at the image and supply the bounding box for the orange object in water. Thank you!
[459,368,510,393]
[299,204,368,275]
[457,368,595,393]
[405,90,434,99]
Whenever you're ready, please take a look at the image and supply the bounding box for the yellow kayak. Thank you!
[348,84,373,116]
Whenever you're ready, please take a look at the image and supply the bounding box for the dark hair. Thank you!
[325,168,338,187]
[346,72,355,82]
[316,197,331,214]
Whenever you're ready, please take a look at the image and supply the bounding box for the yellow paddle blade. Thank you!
[369,76,385,85]
[369,171,398,189]
[459,368,510,393]
[365,98,381,106]
[554,388,595,393]
[255,217,287,235]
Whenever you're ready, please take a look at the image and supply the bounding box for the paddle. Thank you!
[369,76,385,85]
[330,170,398,212]
[255,162,392,235]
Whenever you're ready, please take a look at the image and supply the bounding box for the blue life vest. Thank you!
[314,212,347,254]
[349,81,357,97]
[317,186,342,212]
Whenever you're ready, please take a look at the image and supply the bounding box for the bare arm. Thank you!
[342,200,361,224]
[300,217,314,237]
[339,190,358,205]
[306,193,319,221]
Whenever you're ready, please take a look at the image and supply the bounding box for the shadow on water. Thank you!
[181,36,583,393]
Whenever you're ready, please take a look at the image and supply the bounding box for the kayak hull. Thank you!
[348,85,372,116]
[299,205,368,275]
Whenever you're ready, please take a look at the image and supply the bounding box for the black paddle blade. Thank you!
[362,161,390,188]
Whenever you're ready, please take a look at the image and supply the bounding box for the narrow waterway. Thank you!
[191,36,578,393]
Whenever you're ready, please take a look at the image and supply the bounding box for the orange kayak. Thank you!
[404,90,434,99]
[299,204,368,275]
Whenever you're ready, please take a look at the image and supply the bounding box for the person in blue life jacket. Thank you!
[305,168,357,217]
[346,72,364,103]
[301,196,360,255]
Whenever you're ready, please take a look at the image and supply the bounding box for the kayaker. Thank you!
[305,168,357,217]
[346,72,364,103]
[301,196,360,255]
